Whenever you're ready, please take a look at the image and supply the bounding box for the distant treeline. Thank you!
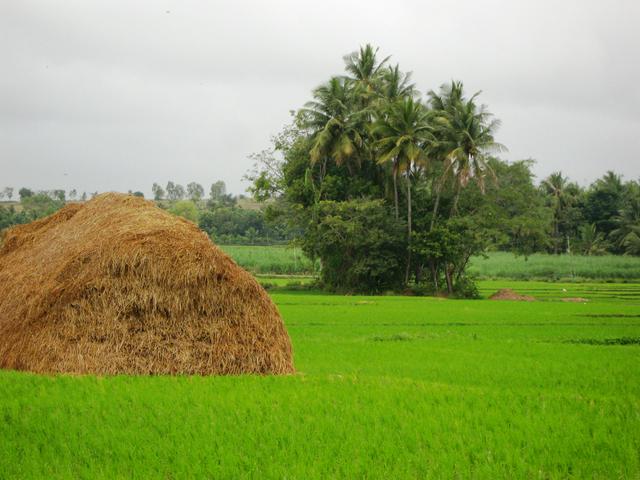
[2,168,639,257]
[0,182,295,246]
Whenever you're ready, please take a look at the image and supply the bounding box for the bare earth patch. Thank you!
[489,288,536,301]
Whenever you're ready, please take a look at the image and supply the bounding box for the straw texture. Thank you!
[0,193,294,375]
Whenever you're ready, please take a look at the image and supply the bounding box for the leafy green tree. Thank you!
[52,190,66,202]
[245,148,285,202]
[412,159,549,292]
[187,182,204,202]
[463,159,551,256]
[542,172,583,253]
[209,181,227,201]
[169,200,199,223]
[2,187,14,200]
[20,193,64,219]
[166,182,185,201]
[303,200,406,292]
[411,220,485,295]
[0,206,31,230]
[152,183,165,201]
[18,188,33,200]
[610,191,640,255]
[577,223,608,256]
[198,205,282,244]
[583,171,625,239]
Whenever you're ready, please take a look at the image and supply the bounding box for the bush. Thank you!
[169,200,199,223]
[452,276,480,299]
[303,199,406,293]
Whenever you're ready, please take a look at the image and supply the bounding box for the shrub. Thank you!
[303,199,406,293]
[452,277,480,299]
[169,200,199,223]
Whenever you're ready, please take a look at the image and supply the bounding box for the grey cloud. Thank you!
[1,0,639,196]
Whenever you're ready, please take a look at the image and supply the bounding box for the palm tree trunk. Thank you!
[404,170,412,285]
[430,180,442,231]
[392,165,399,220]
[450,181,462,218]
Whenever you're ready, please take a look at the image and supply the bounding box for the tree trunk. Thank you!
[450,181,462,218]
[430,261,438,291]
[445,265,453,295]
[404,170,412,285]
[392,165,399,220]
[430,180,442,231]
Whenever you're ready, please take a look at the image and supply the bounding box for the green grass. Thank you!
[221,245,318,275]
[476,280,640,303]
[221,245,640,280]
[1,284,640,478]
[469,251,640,281]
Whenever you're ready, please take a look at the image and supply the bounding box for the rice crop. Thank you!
[1,283,639,478]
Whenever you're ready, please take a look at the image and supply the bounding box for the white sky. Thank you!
[1,0,639,196]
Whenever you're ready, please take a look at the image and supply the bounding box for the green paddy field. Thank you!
[1,278,639,478]
[222,245,640,280]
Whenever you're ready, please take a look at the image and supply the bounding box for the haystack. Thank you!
[488,289,536,301]
[0,193,294,375]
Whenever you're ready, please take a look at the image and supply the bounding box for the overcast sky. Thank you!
[1,0,639,196]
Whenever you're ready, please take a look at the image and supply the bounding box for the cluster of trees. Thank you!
[0,187,115,203]
[246,44,640,294]
[150,180,292,244]
[165,201,290,246]
[0,181,292,246]
[0,190,66,230]
[541,171,640,256]
[151,181,233,204]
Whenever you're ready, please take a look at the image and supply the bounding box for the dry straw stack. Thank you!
[0,193,294,375]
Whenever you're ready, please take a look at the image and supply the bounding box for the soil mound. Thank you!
[488,289,536,301]
[0,193,294,375]
[561,297,589,303]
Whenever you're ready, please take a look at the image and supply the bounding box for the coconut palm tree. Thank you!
[610,194,640,255]
[578,223,608,255]
[428,81,505,217]
[343,44,390,106]
[380,64,416,102]
[542,172,571,253]
[299,76,366,178]
[373,97,434,282]
[425,82,465,229]
[428,80,464,112]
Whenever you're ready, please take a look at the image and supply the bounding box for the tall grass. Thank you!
[221,245,318,275]
[222,245,640,280]
[2,288,639,478]
[468,251,640,280]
